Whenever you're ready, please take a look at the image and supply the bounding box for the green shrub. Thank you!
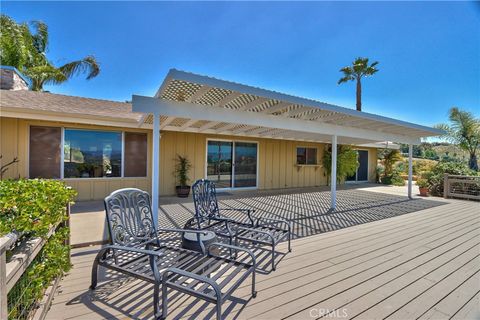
[381,170,405,186]
[1,179,76,319]
[323,145,359,184]
[412,159,437,175]
[426,161,477,196]
[7,227,71,320]
[0,179,76,238]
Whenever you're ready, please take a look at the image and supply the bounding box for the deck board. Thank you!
[45,188,479,319]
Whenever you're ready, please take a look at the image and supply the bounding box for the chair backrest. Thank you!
[192,179,220,227]
[104,188,157,247]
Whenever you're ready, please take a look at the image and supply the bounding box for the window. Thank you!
[63,129,122,178]
[124,132,148,177]
[297,147,317,165]
[29,126,61,178]
[29,127,148,179]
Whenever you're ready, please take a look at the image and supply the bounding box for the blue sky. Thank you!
[3,1,479,128]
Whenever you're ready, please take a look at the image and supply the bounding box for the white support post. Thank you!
[331,135,337,210]
[408,144,413,199]
[151,114,160,226]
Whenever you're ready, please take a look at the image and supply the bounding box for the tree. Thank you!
[379,149,403,177]
[338,57,379,111]
[436,107,480,171]
[322,145,359,185]
[0,14,100,91]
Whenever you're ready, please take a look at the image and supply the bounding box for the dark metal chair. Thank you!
[189,179,292,271]
[90,188,257,320]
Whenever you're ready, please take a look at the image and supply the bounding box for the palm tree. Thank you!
[338,57,379,111]
[0,14,100,91]
[436,107,480,171]
[25,57,100,91]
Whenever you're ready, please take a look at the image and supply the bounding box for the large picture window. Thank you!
[297,147,317,165]
[29,127,148,179]
[63,129,122,178]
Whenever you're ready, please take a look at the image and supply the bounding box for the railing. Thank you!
[0,204,70,320]
[444,174,480,201]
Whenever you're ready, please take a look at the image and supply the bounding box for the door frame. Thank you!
[346,149,370,183]
[205,138,259,190]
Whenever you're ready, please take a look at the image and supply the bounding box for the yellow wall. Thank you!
[1,117,152,201]
[1,116,378,200]
[159,132,330,195]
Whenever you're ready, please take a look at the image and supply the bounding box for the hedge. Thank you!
[0,179,76,319]
[0,179,76,238]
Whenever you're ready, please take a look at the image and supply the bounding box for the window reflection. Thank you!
[64,129,122,178]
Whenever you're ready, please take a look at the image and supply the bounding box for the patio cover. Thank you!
[132,69,443,219]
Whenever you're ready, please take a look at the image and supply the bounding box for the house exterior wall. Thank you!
[1,117,152,201]
[1,116,378,200]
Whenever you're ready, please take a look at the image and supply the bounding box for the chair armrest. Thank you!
[219,208,256,226]
[157,227,211,236]
[101,244,165,258]
[256,218,292,233]
[207,242,256,268]
[236,226,275,243]
[162,267,222,298]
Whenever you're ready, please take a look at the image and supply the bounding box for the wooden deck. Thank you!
[46,188,480,319]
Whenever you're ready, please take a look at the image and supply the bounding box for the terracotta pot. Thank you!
[176,185,191,198]
[419,187,428,197]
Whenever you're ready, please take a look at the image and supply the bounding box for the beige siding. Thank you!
[1,116,378,199]
[0,117,151,200]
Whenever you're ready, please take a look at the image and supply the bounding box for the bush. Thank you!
[0,179,76,238]
[381,170,405,186]
[0,179,76,319]
[412,159,437,175]
[426,161,477,196]
[323,145,359,184]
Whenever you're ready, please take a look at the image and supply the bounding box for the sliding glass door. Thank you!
[207,141,233,188]
[234,142,258,188]
[346,150,369,182]
[207,140,258,189]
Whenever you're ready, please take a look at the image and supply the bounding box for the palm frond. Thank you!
[338,75,355,84]
[24,65,67,91]
[59,55,100,80]
[29,20,48,53]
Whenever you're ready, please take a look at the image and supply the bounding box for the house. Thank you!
[0,66,442,204]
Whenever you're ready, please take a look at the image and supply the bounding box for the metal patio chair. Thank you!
[90,188,257,320]
[189,179,292,271]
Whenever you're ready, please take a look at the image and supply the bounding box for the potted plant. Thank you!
[175,155,192,198]
[416,177,429,196]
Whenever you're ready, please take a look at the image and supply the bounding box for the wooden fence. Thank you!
[444,174,480,201]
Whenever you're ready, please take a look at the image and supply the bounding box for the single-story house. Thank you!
[0,66,441,209]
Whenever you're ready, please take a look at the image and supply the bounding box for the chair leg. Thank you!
[234,236,239,259]
[288,231,292,253]
[216,299,222,320]
[152,283,161,319]
[161,283,168,320]
[90,251,102,290]
[252,268,257,298]
[271,243,276,271]
[228,236,233,257]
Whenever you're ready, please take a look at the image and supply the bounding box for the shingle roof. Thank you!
[0,90,143,123]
